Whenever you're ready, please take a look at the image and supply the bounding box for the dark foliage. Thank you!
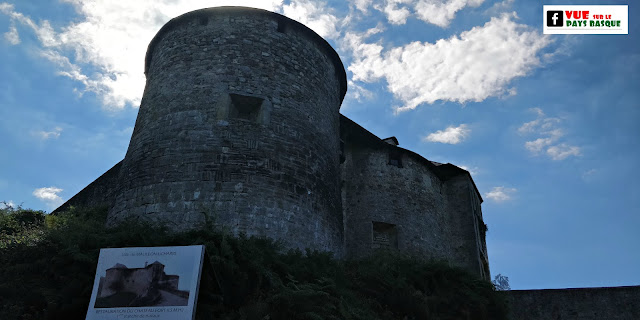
[0,205,508,320]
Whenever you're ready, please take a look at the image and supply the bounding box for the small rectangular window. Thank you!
[229,93,264,123]
[277,20,286,33]
[388,150,402,168]
[372,221,398,249]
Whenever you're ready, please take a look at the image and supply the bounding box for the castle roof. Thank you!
[340,115,483,203]
[109,263,128,269]
[382,136,399,146]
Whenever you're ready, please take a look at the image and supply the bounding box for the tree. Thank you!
[492,273,511,291]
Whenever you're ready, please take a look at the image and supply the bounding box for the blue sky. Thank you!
[0,0,637,290]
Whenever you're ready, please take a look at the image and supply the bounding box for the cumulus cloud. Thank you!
[33,127,63,140]
[484,0,513,16]
[354,0,484,27]
[457,165,479,175]
[347,80,375,101]
[374,0,412,25]
[33,186,64,208]
[485,186,516,203]
[352,0,374,13]
[524,137,553,153]
[282,0,340,38]
[345,13,551,111]
[414,0,484,27]
[519,109,580,160]
[0,0,343,109]
[3,22,19,44]
[518,119,560,135]
[547,144,580,160]
[424,124,469,144]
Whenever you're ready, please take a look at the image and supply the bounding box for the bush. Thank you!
[0,205,508,320]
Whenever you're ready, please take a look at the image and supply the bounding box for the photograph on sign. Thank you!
[86,245,205,320]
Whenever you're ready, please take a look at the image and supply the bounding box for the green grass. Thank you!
[0,205,508,320]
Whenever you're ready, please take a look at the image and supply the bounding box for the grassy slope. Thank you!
[0,206,508,320]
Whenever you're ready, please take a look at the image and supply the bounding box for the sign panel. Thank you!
[86,245,205,320]
[543,5,628,34]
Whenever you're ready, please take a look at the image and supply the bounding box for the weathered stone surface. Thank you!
[340,116,488,278]
[55,7,489,278]
[108,7,345,255]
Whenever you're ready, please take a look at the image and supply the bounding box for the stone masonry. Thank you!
[53,7,640,318]
[54,7,489,280]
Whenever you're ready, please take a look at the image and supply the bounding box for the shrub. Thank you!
[0,206,507,320]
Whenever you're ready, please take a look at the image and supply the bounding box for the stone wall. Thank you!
[443,174,490,279]
[108,7,346,255]
[341,134,448,261]
[52,161,122,214]
[340,117,488,277]
[506,286,640,319]
[53,7,491,278]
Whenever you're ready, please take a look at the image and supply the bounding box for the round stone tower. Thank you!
[108,7,347,254]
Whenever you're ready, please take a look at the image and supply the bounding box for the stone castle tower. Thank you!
[55,7,490,280]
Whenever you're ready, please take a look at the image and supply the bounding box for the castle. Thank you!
[96,261,187,307]
[54,6,489,280]
[51,7,640,318]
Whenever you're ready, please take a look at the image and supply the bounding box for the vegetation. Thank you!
[492,274,511,291]
[0,204,508,320]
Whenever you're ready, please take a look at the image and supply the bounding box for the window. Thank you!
[372,221,398,249]
[277,18,287,33]
[215,92,272,125]
[388,149,402,168]
[229,94,263,122]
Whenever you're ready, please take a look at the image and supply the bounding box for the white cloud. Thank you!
[485,186,516,203]
[282,0,339,38]
[529,107,545,117]
[517,119,540,134]
[423,124,469,144]
[347,80,375,101]
[519,109,580,160]
[1,0,345,109]
[524,137,553,154]
[345,13,551,111]
[414,0,484,28]
[518,118,561,135]
[457,165,479,175]
[375,0,411,25]
[357,0,484,27]
[484,0,513,16]
[33,127,63,140]
[33,186,64,208]
[4,22,19,44]
[547,144,581,160]
[352,0,374,13]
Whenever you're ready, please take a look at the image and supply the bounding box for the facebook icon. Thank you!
[547,10,564,27]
